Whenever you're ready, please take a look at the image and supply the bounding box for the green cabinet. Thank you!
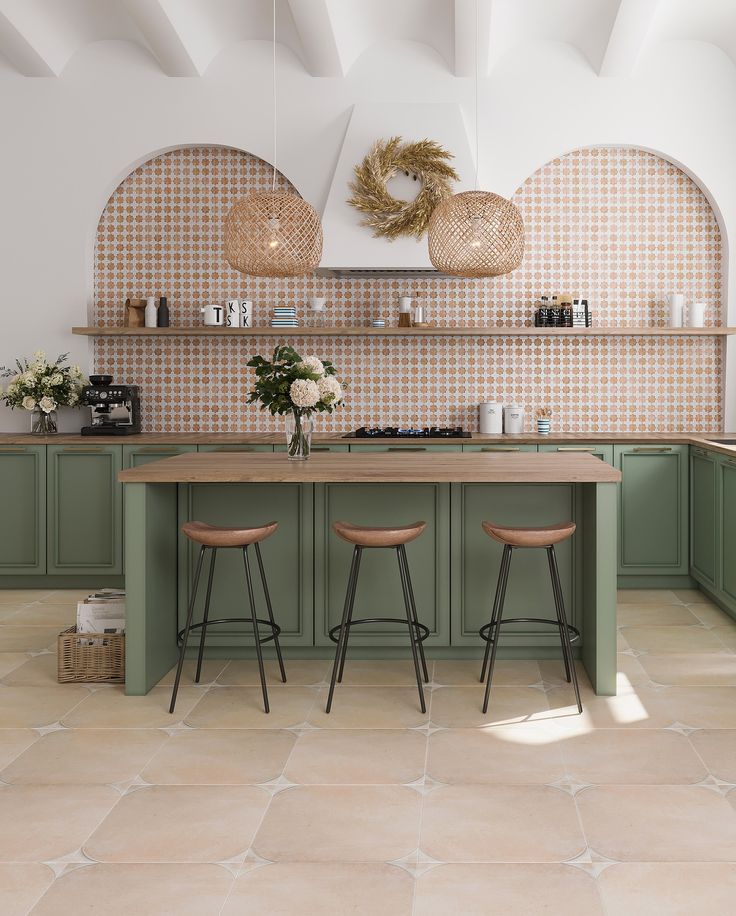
[463,444,537,453]
[690,447,718,589]
[350,444,462,453]
[198,444,273,453]
[719,454,736,606]
[538,443,613,465]
[615,444,689,576]
[0,445,46,574]
[275,443,348,453]
[46,445,123,575]
[314,482,451,647]
[123,444,197,468]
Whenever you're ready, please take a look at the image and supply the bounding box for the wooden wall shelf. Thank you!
[72,326,736,338]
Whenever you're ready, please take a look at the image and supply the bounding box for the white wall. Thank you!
[0,36,734,430]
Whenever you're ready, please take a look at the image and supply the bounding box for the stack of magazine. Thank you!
[76,589,125,646]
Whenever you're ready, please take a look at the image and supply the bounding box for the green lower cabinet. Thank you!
[538,443,613,464]
[690,447,718,589]
[46,445,123,575]
[451,483,576,647]
[0,445,46,574]
[350,445,462,453]
[615,444,689,576]
[198,445,274,453]
[275,444,349,453]
[180,482,313,646]
[314,483,451,647]
[463,444,537,453]
[123,444,197,468]
[720,455,736,606]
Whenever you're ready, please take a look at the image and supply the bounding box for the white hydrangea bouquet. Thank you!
[247,345,344,459]
[0,351,87,435]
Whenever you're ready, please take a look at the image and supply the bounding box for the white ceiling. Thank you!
[1,0,735,78]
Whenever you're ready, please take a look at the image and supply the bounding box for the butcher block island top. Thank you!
[118,450,622,484]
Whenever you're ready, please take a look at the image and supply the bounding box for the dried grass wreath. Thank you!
[348,137,459,240]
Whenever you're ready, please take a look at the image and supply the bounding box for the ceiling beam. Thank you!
[454,0,493,77]
[121,0,205,77]
[599,0,661,77]
[287,0,344,77]
[0,2,62,76]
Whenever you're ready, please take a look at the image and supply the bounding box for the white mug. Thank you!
[504,406,525,434]
[240,299,252,328]
[308,297,327,312]
[225,299,240,328]
[479,402,503,434]
[687,302,706,328]
[201,304,224,326]
[667,293,684,328]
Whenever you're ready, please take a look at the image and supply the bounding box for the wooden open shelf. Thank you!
[72,326,736,337]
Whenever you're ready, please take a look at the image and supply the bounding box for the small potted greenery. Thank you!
[247,345,344,459]
[0,351,87,435]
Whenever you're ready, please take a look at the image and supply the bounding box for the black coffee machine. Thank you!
[81,375,141,436]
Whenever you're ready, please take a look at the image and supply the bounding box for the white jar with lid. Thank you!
[479,403,503,434]
[503,405,525,434]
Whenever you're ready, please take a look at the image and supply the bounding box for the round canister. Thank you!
[504,405,525,434]
[479,403,503,434]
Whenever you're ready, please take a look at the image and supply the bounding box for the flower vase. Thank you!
[31,408,58,435]
[285,412,313,460]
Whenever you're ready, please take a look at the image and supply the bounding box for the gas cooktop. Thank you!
[344,426,471,439]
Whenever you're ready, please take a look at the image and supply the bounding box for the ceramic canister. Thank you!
[687,302,706,328]
[504,405,525,434]
[667,293,684,328]
[479,402,503,434]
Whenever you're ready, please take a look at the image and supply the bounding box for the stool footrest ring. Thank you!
[329,617,429,645]
[177,617,281,646]
[479,618,580,643]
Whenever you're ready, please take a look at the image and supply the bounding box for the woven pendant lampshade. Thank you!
[224,190,323,278]
[427,190,524,278]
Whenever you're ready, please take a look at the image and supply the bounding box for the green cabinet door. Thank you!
[720,455,736,605]
[538,444,614,465]
[690,447,718,589]
[47,445,123,575]
[0,445,46,574]
[463,444,538,453]
[275,444,349,453]
[180,482,313,646]
[615,444,689,575]
[123,444,197,468]
[314,482,451,647]
[350,445,462,453]
[198,444,274,453]
[451,483,576,647]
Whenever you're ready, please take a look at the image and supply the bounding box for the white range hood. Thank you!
[318,102,475,276]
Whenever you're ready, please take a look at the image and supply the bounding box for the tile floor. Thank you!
[1,588,736,913]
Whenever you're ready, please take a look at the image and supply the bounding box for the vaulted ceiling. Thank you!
[1,0,735,79]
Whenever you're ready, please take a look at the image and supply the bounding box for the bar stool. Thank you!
[479,520,582,715]
[327,521,430,713]
[169,520,286,714]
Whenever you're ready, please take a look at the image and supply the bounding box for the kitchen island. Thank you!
[119,450,620,698]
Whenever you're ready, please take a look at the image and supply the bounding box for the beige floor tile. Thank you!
[621,625,728,655]
[39,589,98,604]
[142,729,295,785]
[285,729,426,784]
[537,660,592,689]
[430,686,551,729]
[0,784,119,862]
[253,785,420,862]
[30,864,233,916]
[690,730,736,782]
[0,627,59,652]
[640,653,736,687]
[336,660,429,686]
[0,651,30,677]
[1,728,167,785]
[427,725,565,785]
[86,785,269,863]
[711,626,736,651]
[0,863,53,916]
[0,728,38,770]
[308,687,428,728]
[616,653,650,687]
[2,605,75,628]
[433,659,540,686]
[155,660,230,687]
[672,589,717,605]
[617,631,629,650]
[0,685,89,727]
[560,729,707,784]
[617,604,703,627]
[221,863,414,916]
[577,785,736,860]
[690,604,736,627]
[544,683,676,733]
[421,785,584,862]
[0,590,53,605]
[217,659,329,686]
[598,862,736,916]
[617,589,681,605]
[63,686,203,728]
[185,686,315,728]
[658,686,736,728]
[3,653,61,687]
[414,864,604,916]
[0,607,24,622]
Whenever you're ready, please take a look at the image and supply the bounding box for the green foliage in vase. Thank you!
[247,345,344,417]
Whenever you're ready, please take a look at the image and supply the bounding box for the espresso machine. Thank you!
[81,375,141,436]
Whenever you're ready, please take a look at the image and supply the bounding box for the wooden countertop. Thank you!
[118,451,622,484]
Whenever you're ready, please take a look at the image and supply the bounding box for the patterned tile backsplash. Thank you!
[93,145,723,433]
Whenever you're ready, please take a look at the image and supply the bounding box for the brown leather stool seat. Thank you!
[481,520,576,549]
[333,520,426,548]
[182,520,278,547]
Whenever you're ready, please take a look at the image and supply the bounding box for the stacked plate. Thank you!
[270,306,299,328]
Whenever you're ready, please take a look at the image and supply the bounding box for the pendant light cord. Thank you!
[474,0,479,191]
[272,0,277,192]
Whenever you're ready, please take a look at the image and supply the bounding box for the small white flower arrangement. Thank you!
[1,352,87,434]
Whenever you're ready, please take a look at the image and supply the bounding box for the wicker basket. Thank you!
[57,626,125,684]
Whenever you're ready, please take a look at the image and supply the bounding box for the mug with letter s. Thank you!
[201,304,224,327]
[239,299,253,328]
[225,299,240,328]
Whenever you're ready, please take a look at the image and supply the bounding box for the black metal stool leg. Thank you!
[548,545,582,713]
[243,546,269,714]
[482,544,513,714]
[337,547,361,684]
[398,544,429,683]
[170,545,206,714]
[194,547,217,684]
[397,546,426,713]
[327,546,361,713]
[254,541,286,684]
[480,543,512,684]
[546,547,573,684]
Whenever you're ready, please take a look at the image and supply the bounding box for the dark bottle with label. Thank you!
[158,296,170,327]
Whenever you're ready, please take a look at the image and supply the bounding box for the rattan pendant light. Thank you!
[224,0,322,277]
[427,1,523,278]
